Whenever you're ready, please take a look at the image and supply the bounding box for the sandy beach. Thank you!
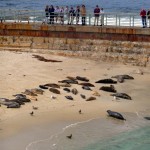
[0,50,150,150]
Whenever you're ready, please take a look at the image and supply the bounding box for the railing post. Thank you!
[116,14,118,26]
[89,13,91,25]
[118,15,120,26]
[132,15,134,27]
[105,14,107,26]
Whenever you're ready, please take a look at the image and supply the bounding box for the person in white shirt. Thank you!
[100,8,104,26]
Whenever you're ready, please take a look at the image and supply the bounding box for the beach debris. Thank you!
[111,74,134,80]
[86,96,96,101]
[65,96,73,100]
[39,85,49,89]
[27,96,38,101]
[107,110,126,120]
[92,91,101,97]
[110,93,132,100]
[32,54,62,62]
[32,106,38,110]
[63,88,71,93]
[30,111,34,116]
[82,86,92,91]
[66,134,72,139]
[49,88,60,94]
[80,94,86,99]
[135,69,144,75]
[72,88,78,95]
[51,95,57,99]
[100,85,117,93]
[95,79,117,84]
[78,82,95,87]
[44,83,60,88]
[76,76,89,82]
[58,79,78,84]
[79,109,82,114]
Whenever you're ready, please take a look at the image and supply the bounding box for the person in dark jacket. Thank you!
[140,9,147,28]
[45,5,49,23]
[94,5,100,26]
[147,9,150,28]
[49,5,55,24]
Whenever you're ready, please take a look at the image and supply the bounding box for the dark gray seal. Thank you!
[76,76,89,82]
[82,86,92,91]
[39,85,49,89]
[58,80,78,84]
[107,110,126,120]
[65,96,73,100]
[78,82,95,87]
[100,85,117,93]
[95,79,117,84]
[63,88,70,93]
[110,93,132,100]
[44,83,60,88]
[80,94,86,99]
[72,88,78,95]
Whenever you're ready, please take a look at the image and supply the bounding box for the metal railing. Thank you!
[0,9,150,27]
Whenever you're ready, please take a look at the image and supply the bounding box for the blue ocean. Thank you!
[0,0,150,13]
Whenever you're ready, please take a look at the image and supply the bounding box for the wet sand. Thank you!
[0,51,150,150]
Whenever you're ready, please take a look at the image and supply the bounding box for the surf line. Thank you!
[25,117,100,150]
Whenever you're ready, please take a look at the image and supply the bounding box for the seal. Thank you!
[78,82,95,87]
[82,86,92,91]
[86,96,96,101]
[63,88,70,93]
[49,88,60,94]
[58,80,78,84]
[95,79,117,84]
[66,134,72,139]
[76,76,89,82]
[112,74,134,80]
[107,110,126,120]
[80,94,86,99]
[72,88,78,95]
[44,83,60,88]
[65,96,73,100]
[100,85,117,93]
[39,85,49,89]
[110,93,132,100]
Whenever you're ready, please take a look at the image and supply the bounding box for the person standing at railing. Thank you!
[49,5,55,24]
[45,5,49,23]
[64,6,69,25]
[54,6,60,23]
[100,8,104,26]
[75,6,80,25]
[140,9,147,28]
[68,7,76,25]
[80,5,86,25]
[147,9,150,28]
[60,7,64,25]
[94,5,100,26]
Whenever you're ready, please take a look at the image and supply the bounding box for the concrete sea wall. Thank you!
[0,23,150,66]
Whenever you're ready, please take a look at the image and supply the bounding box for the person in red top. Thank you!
[140,9,147,28]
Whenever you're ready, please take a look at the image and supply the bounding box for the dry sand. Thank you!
[0,51,150,150]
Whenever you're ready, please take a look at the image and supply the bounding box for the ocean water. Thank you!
[0,0,150,13]
[26,110,150,150]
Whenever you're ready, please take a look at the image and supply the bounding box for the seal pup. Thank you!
[80,94,86,99]
[63,88,70,93]
[86,97,96,101]
[100,85,117,93]
[66,134,72,139]
[76,76,89,82]
[107,110,126,120]
[49,88,60,94]
[72,88,78,95]
[82,86,92,91]
[110,93,132,100]
[95,79,117,84]
[65,96,73,100]
[44,83,60,88]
